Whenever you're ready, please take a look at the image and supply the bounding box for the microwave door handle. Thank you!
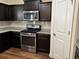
[34,13,36,19]
[31,14,33,21]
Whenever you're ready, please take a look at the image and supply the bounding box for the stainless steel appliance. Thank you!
[20,24,41,52]
[23,11,39,21]
[75,46,79,59]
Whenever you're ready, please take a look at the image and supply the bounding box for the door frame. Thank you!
[70,0,79,59]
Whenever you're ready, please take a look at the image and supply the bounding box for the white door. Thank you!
[50,0,74,59]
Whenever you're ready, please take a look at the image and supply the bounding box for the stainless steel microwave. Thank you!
[23,11,39,21]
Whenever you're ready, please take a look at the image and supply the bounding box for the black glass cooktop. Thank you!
[21,28,41,33]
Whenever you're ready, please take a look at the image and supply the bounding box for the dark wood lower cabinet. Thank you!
[11,32,21,48]
[0,31,50,53]
[37,33,50,53]
[0,33,5,53]
[0,31,21,53]
[0,32,11,53]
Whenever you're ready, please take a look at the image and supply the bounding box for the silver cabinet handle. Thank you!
[68,31,70,35]
[53,33,56,36]
[71,0,73,4]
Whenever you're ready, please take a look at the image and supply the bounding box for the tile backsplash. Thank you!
[0,21,51,30]
[0,21,12,28]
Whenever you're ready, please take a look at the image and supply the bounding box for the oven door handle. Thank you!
[20,34,36,37]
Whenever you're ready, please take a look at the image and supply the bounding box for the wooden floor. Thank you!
[0,48,51,59]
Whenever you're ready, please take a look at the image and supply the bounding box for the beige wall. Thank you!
[0,21,12,28]
[42,0,52,2]
[0,0,24,5]
[4,0,24,5]
[6,0,52,5]
[0,0,52,5]
[0,0,6,4]
[76,3,79,40]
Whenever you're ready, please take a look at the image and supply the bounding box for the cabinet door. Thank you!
[3,32,11,48]
[12,32,21,48]
[24,1,40,11]
[0,34,5,53]
[37,34,50,53]
[0,3,5,21]
[5,5,9,20]
[39,2,52,21]
[13,5,24,21]
[6,5,23,21]
[0,32,11,53]
[8,6,15,20]
[5,5,15,21]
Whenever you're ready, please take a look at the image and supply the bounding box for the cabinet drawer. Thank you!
[37,33,50,38]
[37,37,49,40]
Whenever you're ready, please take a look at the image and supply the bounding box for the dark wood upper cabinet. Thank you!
[5,5,15,21]
[5,5,24,21]
[0,3,23,21]
[0,2,52,21]
[24,1,40,11]
[39,2,52,21]
[12,5,24,20]
[5,5,9,20]
[0,3,6,21]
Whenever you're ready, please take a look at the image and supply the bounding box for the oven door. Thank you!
[20,33,36,52]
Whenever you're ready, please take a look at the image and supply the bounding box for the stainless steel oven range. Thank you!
[20,24,41,53]
[20,32,36,52]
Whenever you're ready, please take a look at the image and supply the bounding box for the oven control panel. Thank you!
[20,32,36,37]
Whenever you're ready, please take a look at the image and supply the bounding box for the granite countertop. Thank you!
[37,29,50,34]
[0,27,50,34]
[76,39,79,48]
[0,27,25,33]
